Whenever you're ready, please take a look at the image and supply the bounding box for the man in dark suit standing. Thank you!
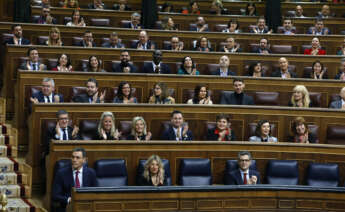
[5,25,30,45]
[329,87,345,109]
[101,32,125,48]
[112,50,138,73]
[72,78,105,103]
[143,50,171,74]
[220,78,254,105]
[271,57,297,78]
[75,31,96,48]
[211,55,236,77]
[161,110,193,141]
[131,30,155,50]
[18,47,47,71]
[227,151,260,185]
[52,147,97,212]
[30,78,63,104]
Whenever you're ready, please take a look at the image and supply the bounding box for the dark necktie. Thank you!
[243,173,247,185]
[75,171,80,188]
[46,96,51,103]
[62,128,67,140]
[33,63,37,71]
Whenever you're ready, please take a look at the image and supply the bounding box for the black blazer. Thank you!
[131,40,155,49]
[335,71,344,79]
[143,62,171,74]
[45,126,74,155]
[52,165,97,208]
[211,69,236,76]
[127,134,149,141]
[206,128,236,141]
[94,131,116,140]
[227,169,261,185]
[5,37,31,45]
[123,22,141,29]
[220,92,254,105]
[75,40,97,47]
[252,47,272,54]
[31,91,64,103]
[101,42,124,48]
[72,93,101,103]
[271,70,297,78]
[112,63,138,73]
[137,174,168,186]
[161,126,193,141]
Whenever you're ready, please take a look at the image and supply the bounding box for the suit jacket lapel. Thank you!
[236,170,243,185]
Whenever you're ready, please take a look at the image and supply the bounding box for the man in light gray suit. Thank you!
[329,87,345,109]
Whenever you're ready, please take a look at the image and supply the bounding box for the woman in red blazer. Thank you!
[304,37,326,55]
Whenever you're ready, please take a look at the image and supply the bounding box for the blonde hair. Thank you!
[64,0,79,8]
[48,27,62,46]
[291,85,310,107]
[98,112,116,137]
[131,116,147,136]
[143,155,165,182]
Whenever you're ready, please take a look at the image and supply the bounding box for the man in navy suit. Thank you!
[143,50,171,74]
[211,55,236,77]
[5,25,30,45]
[271,57,297,78]
[112,50,138,73]
[101,32,125,48]
[161,110,193,141]
[329,87,345,109]
[131,30,155,50]
[30,78,63,104]
[252,38,271,54]
[166,36,184,51]
[220,78,254,105]
[18,47,47,71]
[35,5,57,24]
[250,17,271,34]
[75,31,96,48]
[52,147,97,212]
[307,19,330,35]
[123,12,141,29]
[227,151,261,185]
[72,78,105,103]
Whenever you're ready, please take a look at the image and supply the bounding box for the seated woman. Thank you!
[86,56,106,72]
[222,19,241,33]
[95,111,120,140]
[113,81,138,103]
[161,16,177,31]
[207,113,236,141]
[194,36,212,52]
[304,37,326,55]
[288,117,317,143]
[187,84,213,105]
[288,85,312,108]
[177,56,200,75]
[137,155,168,186]
[247,61,263,77]
[310,60,327,79]
[63,0,80,8]
[181,1,200,15]
[52,54,73,72]
[245,2,257,16]
[127,116,152,141]
[66,10,85,27]
[148,82,175,104]
[249,120,278,142]
[336,38,345,56]
[46,27,63,46]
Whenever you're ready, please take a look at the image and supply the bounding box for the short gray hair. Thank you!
[238,151,252,160]
[42,77,55,87]
[131,12,141,19]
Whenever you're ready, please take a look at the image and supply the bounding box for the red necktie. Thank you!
[75,171,80,188]
[243,173,247,185]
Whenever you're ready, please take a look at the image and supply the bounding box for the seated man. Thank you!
[211,55,236,77]
[52,147,97,211]
[329,87,345,109]
[101,32,125,48]
[167,36,184,51]
[35,5,57,24]
[250,17,271,34]
[190,16,209,32]
[280,18,295,35]
[123,12,141,29]
[72,78,105,103]
[307,19,330,35]
[252,38,271,54]
[220,78,254,105]
[75,30,96,47]
[161,110,193,141]
[30,77,63,104]
[317,5,331,19]
[220,37,242,53]
[88,0,106,9]
[271,57,297,78]
[335,59,345,80]
[295,5,305,18]
[19,47,47,71]
[131,30,155,50]
[227,151,260,185]
[113,0,131,11]
[5,25,30,45]
[143,50,171,74]
[33,0,50,7]
[112,50,138,73]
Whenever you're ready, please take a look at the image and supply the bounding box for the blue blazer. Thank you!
[31,91,64,103]
[72,93,100,103]
[143,62,171,74]
[329,100,343,109]
[161,126,193,141]
[52,165,97,208]
[227,169,261,185]
[5,37,31,45]
[211,69,236,76]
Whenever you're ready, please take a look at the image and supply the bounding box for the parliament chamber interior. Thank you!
[1,0,345,211]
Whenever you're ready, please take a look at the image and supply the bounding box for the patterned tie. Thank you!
[176,128,181,141]
[75,171,80,188]
[243,173,247,185]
